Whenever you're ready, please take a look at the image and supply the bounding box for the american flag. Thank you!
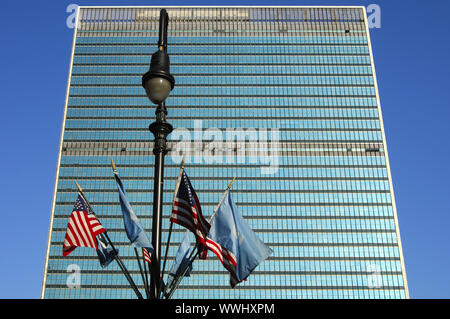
[170,169,210,258]
[63,194,106,257]
[205,237,239,287]
[142,247,151,265]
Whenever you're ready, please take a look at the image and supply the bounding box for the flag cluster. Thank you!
[62,195,106,256]
[169,169,272,288]
[61,159,272,296]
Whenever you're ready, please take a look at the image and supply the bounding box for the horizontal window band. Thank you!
[66,105,379,109]
[51,227,396,233]
[58,175,388,182]
[55,201,393,207]
[75,43,369,47]
[69,83,375,88]
[62,153,385,158]
[76,29,366,33]
[74,53,370,57]
[57,170,388,180]
[46,269,403,276]
[62,152,385,158]
[52,214,395,221]
[61,142,385,147]
[48,238,398,246]
[59,169,387,175]
[44,284,405,290]
[60,161,386,169]
[62,142,384,146]
[73,63,373,68]
[62,139,384,143]
[58,161,387,169]
[72,72,373,77]
[56,190,390,196]
[48,254,400,262]
[72,73,374,77]
[165,285,405,290]
[69,93,377,98]
[76,25,366,30]
[66,116,380,120]
[56,188,391,194]
[64,128,382,132]
[76,30,366,34]
[60,141,383,148]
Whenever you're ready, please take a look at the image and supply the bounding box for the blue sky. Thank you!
[0,0,449,299]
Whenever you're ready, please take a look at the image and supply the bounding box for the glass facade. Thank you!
[42,7,408,299]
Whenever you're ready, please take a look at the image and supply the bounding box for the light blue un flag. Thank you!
[166,230,193,290]
[208,191,272,287]
[113,169,154,255]
[170,231,193,277]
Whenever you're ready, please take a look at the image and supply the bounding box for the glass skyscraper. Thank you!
[42,6,409,299]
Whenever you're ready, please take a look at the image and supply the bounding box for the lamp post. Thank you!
[142,8,174,299]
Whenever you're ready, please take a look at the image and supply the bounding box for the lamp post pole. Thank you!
[142,9,174,299]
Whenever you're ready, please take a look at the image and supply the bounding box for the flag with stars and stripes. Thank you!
[62,194,107,256]
[170,169,210,259]
[143,247,151,265]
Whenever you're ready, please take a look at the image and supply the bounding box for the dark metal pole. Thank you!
[158,9,169,50]
[144,8,174,299]
[149,103,173,299]
[104,233,144,300]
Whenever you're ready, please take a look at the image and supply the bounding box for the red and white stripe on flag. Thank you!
[143,248,151,265]
[205,236,238,282]
[205,237,237,267]
[63,210,106,256]
[205,237,241,287]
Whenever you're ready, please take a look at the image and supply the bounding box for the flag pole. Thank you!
[134,247,150,299]
[161,155,185,291]
[75,181,144,299]
[110,157,151,298]
[165,177,236,299]
[164,249,198,299]
[210,177,236,222]
[103,233,144,300]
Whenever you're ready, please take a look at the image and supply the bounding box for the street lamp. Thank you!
[142,8,174,299]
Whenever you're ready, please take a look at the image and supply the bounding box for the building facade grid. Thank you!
[42,6,408,299]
